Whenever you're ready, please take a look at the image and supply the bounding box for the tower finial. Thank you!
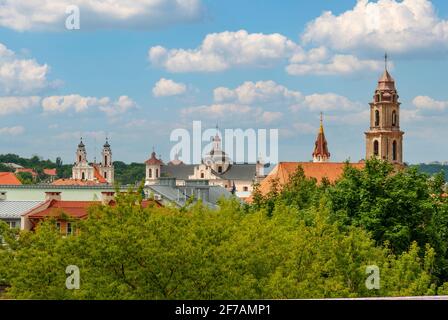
[320,112,324,133]
[385,52,388,71]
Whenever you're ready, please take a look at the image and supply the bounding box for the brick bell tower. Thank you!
[365,54,404,164]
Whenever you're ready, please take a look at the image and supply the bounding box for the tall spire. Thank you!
[312,113,330,163]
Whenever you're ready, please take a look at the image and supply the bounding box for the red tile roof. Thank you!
[92,164,107,183]
[44,168,57,176]
[145,151,163,165]
[24,199,163,221]
[257,162,366,196]
[52,179,105,186]
[0,172,22,185]
[15,168,37,177]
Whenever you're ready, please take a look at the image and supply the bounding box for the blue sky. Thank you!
[0,0,447,165]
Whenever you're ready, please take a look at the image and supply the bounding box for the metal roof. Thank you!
[161,163,257,181]
[0,200,43,219]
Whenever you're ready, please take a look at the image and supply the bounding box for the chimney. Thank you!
[45,191,61,201]
[101,191,115,205]
[0,191,6,201]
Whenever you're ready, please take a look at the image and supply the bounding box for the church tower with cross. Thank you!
[365,54,404,164]
[312,112,331,163]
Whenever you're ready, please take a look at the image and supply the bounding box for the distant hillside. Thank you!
[410,163,448,180]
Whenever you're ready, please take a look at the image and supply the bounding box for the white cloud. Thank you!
[42,94,136,116]
[287,53,383,76]
[56,130,108,141]
[260,111,283,124]
[99,95,136,117]
[0,0,203,31]
[412,95,448,111]
[0,126,25,135]
[181,103,254,118]
[153,78,187,97]
[301,0,448,55]
[0,96,41,115]
[214,80,302,104]
[301,93,363,112]
[149,30,300,72]
[0,43,50,94]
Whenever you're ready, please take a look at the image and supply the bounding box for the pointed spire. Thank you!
[319,112,324,134]
[312,113,330,163]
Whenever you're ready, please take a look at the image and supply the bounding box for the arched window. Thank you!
[200,172,204,179]
[148,169,152,178]
[218,166,222,173]
[392,111,397,127]
[373,140,379,156]
[79,155,82,162]
[104,155,108,165]
[375,110,380,126]
[81,172,85,180]
[156,169,159,178]
[392,140,397,161]
[104,172,107,179]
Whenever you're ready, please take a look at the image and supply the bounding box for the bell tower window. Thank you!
[392,140,397,161]
[373,140,379,156]
[392,111,397,127]
[375,110,380,127]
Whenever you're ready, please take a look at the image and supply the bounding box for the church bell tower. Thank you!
[365,54,404,164]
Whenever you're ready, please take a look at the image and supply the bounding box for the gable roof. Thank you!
[43,169,57,176]
[161,163,257,181]
[257,162,366,196]
[0,200,43,219]
[0,172,22,185]
[92,164,107,183]
[23,199,162,221]
[52,179,106,186]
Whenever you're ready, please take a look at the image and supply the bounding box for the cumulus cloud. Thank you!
[181,103,254,118]
[0,0,203,31]
[301,0,448,55]
[153,78,187,97]
[214,80,302,104]
[300,93,363,112]
[180,103,282,125]
[42,94,136,116]
[260,111,283,124]
[149,30,300,72]
[287,53,383,76]
[0,96,41,115]
[0,126,25,135]
[0,43,50,94]
[412,95,448,111]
